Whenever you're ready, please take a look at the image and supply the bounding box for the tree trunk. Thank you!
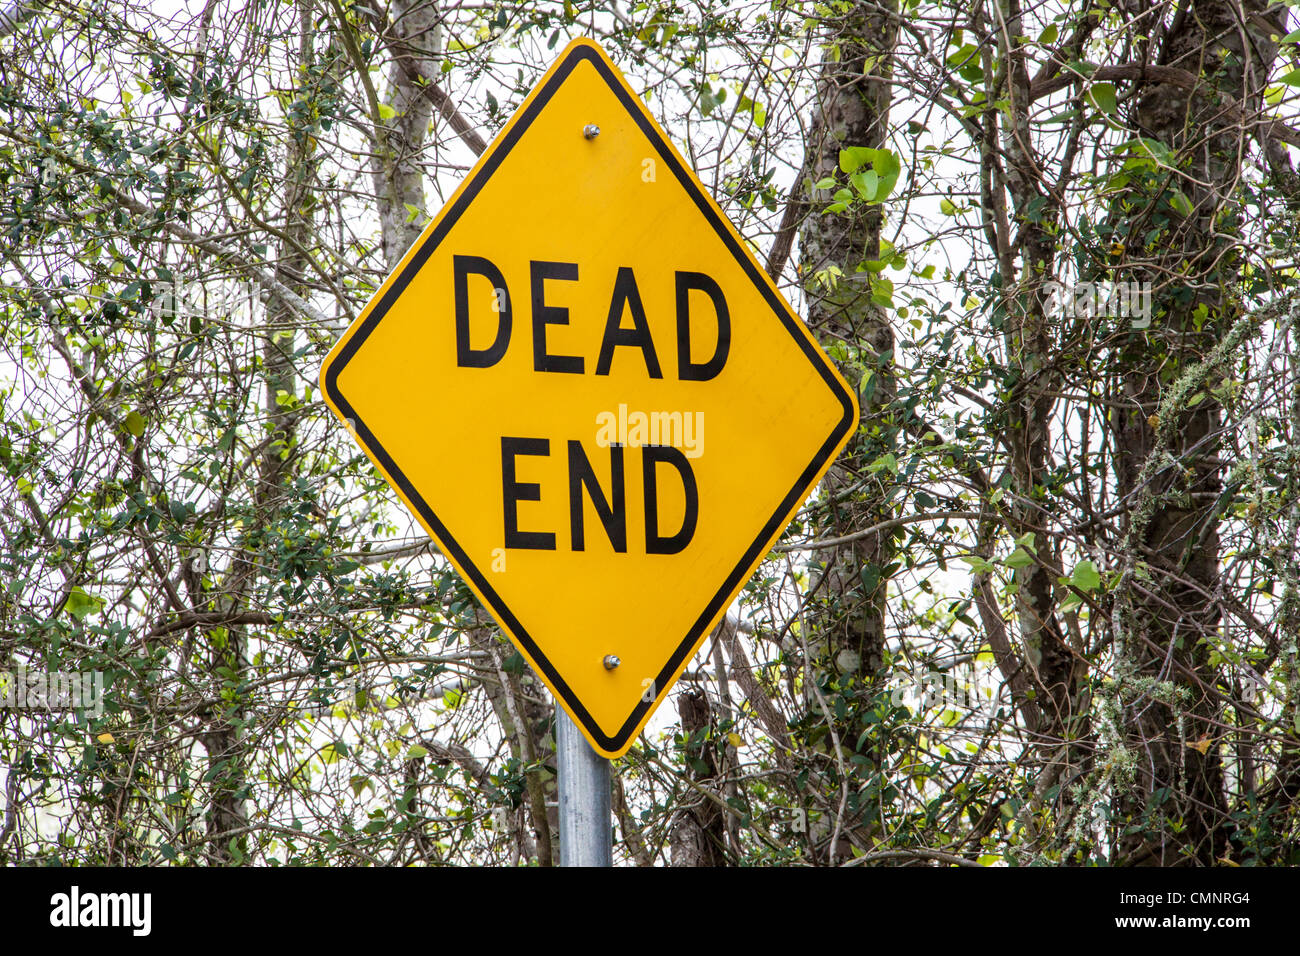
[797,0,899,860]
[1111,0,1285,865]
[369,0,440,269]
[204,1,319,863]
[669,686,728,866]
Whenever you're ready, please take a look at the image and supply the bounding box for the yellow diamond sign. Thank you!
[321,39,858,758]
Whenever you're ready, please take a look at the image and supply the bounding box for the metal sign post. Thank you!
[557,708,611,866]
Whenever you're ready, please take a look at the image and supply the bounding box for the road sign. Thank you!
[320,38,858,758]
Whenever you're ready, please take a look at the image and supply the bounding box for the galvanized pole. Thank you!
[557,708,612,866]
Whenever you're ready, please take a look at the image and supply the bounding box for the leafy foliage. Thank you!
[0,0,1298,867]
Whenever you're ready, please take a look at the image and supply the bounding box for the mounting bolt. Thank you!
[603,654,620,670]
[583,124,601,139]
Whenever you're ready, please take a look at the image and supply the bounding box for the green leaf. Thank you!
[869,274,894,307]
[1071,560,1102,593]
[124,410,145,437]
[867,452,898,475]
[939,197,957,216]
[1278,69,1300,85]
[405,744,429,760]
[1169,189,1194,217]
[945,43,979,68]
[377,102,397,120]
[826,187,854,213]
[860,563,881,594]
[1003,548,1035,569]
[1127,137,1175,167]
[66,587,105,620]
[839,146,874,174]
[1087,82,1118,115]
[850,168,879,201]
[838,147,901,202]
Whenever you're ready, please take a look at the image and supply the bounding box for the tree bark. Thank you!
[1111,0,1286,866]
[797,0,899,859]
[985,0,1092,819]
[669,686,728,867]
[369,0,441,269]
[204,0,319,863]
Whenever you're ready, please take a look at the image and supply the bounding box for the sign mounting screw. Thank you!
[603,655,620,670]
[583,124,601,139]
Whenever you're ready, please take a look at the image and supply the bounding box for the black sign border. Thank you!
[322,42,857,754]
